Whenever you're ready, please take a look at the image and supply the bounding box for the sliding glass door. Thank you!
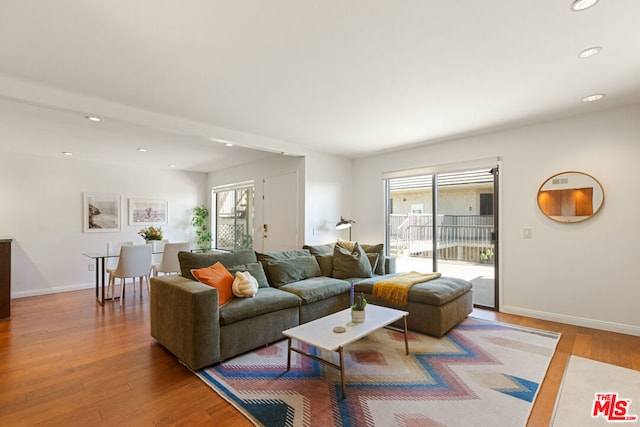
[386,166,498,309]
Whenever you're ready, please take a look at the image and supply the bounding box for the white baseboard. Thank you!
[501,305,640,337]
[12,282,95,299]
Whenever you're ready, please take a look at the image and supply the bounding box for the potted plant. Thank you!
[479,248,493,264]
[192,205,212,250]
[351,292,367,323]
[138,226,163,242]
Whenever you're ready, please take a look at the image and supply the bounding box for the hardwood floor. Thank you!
[1,289,638,426]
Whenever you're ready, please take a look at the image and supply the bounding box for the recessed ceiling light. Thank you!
[582,93,605,103]
[571,0,598,11]
[168,164,176,168]
[62,151,73,156]
[84,115,101,122]
[224,143,234,147]
[578,46,602,58]
[137,148,147,152]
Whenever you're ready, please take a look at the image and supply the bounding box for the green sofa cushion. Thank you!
[256,249,313,286]
[333,242,373,279]
[278,277,350,304]
[314,252,377,278]
[178,250,258,280]
[354,275,472,306]
[314,254,334,277]
[266,256,322,287]
[302,243,335,256]
[256,249,311,262]
[219,287,301,326]
[360,243,386,275]
[227,262,270,288]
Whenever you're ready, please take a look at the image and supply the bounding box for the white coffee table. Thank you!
[282,304,409,399]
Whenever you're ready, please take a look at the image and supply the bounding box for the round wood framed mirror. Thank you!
[537,171,604,223]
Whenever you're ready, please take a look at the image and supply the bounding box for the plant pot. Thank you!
[146,240,161,252]
[351,309,366,323]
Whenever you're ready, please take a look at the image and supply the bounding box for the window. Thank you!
[213,181,254,251]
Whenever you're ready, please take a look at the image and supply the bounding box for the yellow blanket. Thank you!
[372,271,442,307]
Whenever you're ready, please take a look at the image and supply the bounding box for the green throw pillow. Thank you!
[366,253,379,273]
[360,243,385,275]
[332,242,373,279]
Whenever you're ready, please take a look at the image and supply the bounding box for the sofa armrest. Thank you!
[385,257,396,274]
[150,275,221,370]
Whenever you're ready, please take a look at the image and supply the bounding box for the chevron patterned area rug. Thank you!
[195,317,560,427]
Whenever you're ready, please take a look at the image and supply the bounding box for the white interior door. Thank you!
[262,172,298,252]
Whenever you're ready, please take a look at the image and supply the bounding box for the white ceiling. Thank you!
[1,1,639,172]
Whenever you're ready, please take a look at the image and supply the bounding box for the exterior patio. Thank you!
[390,213,496,308]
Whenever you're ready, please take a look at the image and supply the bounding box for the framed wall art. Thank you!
[83,192,122,233]
[128,198,168,225]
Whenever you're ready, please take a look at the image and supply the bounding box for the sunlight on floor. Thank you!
[395,256,495,307]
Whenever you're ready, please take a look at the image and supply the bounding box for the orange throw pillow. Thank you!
[191,262,234,306]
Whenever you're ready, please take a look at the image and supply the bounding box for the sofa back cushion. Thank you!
[256,249,311,262]
[314,254,334,276]
[227,262,270,288]
[265,256,322,287]
[256,249,312,286]
[302,243,335,256]
[178,250,258,280]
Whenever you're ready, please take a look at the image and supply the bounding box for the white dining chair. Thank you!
[106,241,133,298]
[149,239,168,271]
[108,244,153,306]
[152,241,191,276]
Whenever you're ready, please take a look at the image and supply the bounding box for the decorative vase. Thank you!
[146,240,159,252]
[351,308,366,323]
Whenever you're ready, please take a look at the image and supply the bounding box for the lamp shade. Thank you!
[336,217,355,230]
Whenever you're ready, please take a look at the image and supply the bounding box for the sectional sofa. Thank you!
[150,244,472,370]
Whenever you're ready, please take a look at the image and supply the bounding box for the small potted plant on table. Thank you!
[138,226,163,243]
[351,292,367,323]
[138,226,163,251]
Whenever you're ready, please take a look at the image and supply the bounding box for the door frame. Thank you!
[383,157,502,310]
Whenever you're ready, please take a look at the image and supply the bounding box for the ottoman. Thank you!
[354,275,473,337]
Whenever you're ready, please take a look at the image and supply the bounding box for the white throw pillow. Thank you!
[232,271,259,298]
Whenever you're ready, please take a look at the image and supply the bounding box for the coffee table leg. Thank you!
[286,337,292,372]
[403,316,409,355]
[339,346,346,399]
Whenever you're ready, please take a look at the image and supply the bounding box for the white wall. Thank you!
[208,154,306,251]
[304,152,354,245]
[1,148,351,297]
[353,103,640,336]
[208,151,354,249]
[0,152,207,297]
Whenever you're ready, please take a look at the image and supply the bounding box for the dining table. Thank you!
[83,248,163,305]
[83,246,211,305]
